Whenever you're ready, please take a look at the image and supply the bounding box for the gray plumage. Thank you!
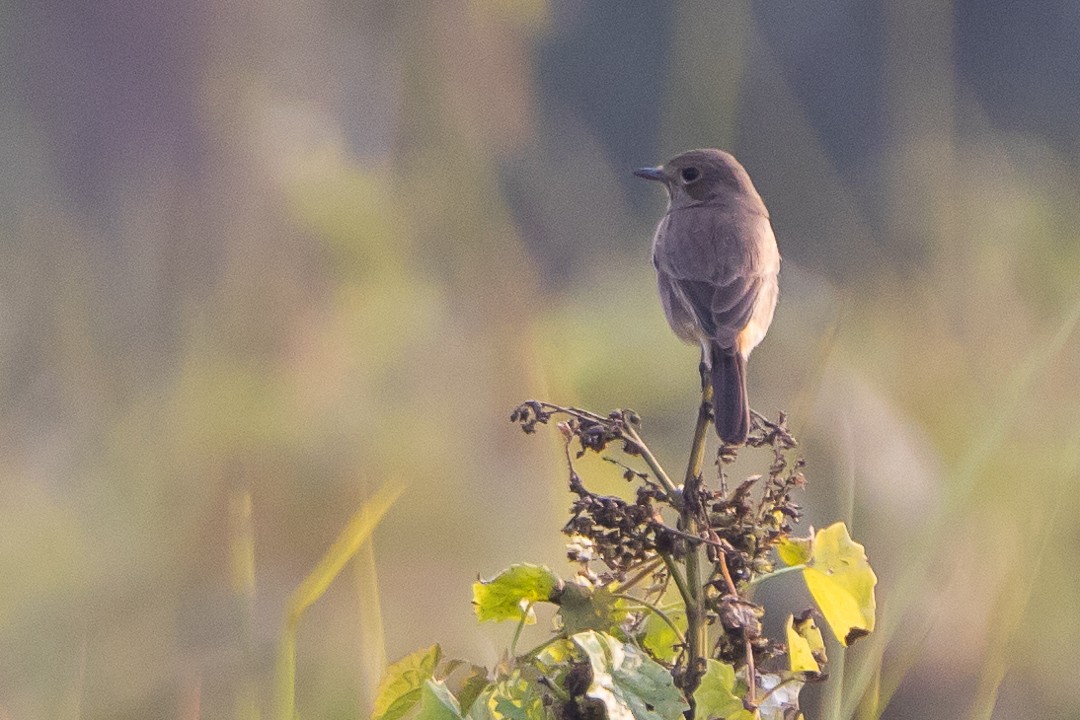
[635,149,780,444]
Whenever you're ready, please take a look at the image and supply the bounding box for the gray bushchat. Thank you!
[634,149,780,444]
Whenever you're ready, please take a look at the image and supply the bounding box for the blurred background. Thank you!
[3,0,1080,718]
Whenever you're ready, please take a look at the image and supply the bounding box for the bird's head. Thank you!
[634,148,763,211]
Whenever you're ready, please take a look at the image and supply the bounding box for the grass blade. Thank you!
[840,294,1080,718]
[273,479,405,720]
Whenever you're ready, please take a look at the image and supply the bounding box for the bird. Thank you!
[634,149,780,444]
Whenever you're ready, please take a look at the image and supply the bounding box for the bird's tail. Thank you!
[710,344,750,444]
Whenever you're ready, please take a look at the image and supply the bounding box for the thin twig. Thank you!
[745,639,758,708]
[718,552,757,707]
[622,423,682,509]
[612,593,688,648]
[518,635,564,662]
[619,558,665,592]
[659,551,694,611]
[755,675,803,707]
[603,455,651,483]
[717,548,739,597]
[661,523,734,551]
[682,520,707,691]
[535,401,610,424]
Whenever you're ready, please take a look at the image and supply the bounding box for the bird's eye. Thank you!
[680,167,701,183]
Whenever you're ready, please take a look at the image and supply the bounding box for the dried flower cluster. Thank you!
[510,401,808,673]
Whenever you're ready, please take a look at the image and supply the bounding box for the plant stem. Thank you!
[682,513,707,689]
[518,636,563,662]
[685,383,713,487]
[681,382,713,698]
[538,675,571,702]
[659,551,694,610]
[744,563,806,591]
[511,602,532,656]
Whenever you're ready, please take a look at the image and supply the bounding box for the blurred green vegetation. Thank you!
[2,1,1080,719]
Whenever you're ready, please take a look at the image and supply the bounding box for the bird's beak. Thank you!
[633,166,666,182]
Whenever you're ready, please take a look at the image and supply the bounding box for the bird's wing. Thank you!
[654,206,771,349]
[668,275,762,349]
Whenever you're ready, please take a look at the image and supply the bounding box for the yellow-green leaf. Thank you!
[802,523,877,646]
[535,639,575,669]
[777,536,812,566]
[473,564,559,624]
[793,612,826,666]
[785,616,819,674]
[372,645,443,720]
[641,607,686,663]
[692,659,751,720]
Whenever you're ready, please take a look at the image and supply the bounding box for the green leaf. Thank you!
[488,672,545,720]
[454,666,491,716]
[473,564,560,624]
[692,659,750,720]
[419,680,464,720]
[466,687,496,720]
[571,630,689,720]
[641,607,685,663]
[467,672,547,720]
[372,645,443,720]
[557,584,625,635]
[802,523,877,646]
